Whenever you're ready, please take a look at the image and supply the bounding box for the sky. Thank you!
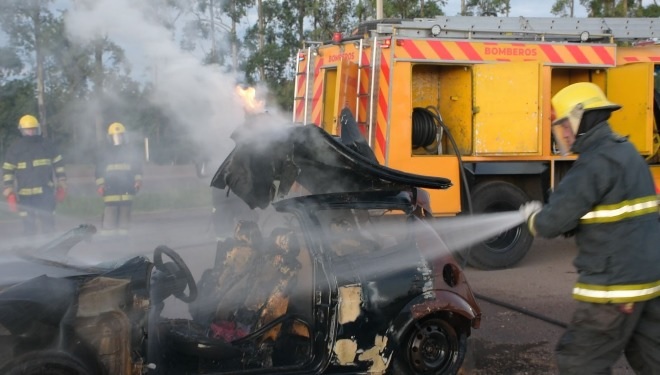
[442,0,588,17]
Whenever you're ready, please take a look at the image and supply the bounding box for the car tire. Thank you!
[4,351,92,375]
[390,318,467,375]
[465,180,534,270]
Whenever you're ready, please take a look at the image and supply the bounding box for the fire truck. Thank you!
[292,16,660,270]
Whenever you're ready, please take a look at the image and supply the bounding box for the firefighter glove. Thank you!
[58,179,67,190]
[3,187,13,198]
[519,201,542,221]
[55,187,67,203]
[97,185,105,197]
[6,193,17,213]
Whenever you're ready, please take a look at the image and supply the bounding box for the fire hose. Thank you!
[413,106,570,329]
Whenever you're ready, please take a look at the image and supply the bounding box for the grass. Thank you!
[50,187,213,220]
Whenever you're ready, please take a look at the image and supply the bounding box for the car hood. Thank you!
[211,110,452,209]
[0,255,98,286]
[0,225,106,286]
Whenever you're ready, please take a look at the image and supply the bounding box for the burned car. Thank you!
[0,114,481,374]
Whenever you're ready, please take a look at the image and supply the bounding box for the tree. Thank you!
[222,0,254,75]
[578,0,643,17]
[0,0,57,137]
[0,79,37,156]
[0,47,23,81]
[464,0,511,16]
[551,0,576,16]
[357,0,446,20]
[639,2,660,16]
[182,0,252,73]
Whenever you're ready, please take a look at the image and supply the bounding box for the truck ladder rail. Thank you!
[374,16,659,42]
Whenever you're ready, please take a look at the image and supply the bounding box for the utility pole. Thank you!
[258,0,265,80]
[209,0,217,64]
[93,39,104,146]
[377,0,383,19]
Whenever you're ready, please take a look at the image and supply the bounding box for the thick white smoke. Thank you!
[63,0,248,162]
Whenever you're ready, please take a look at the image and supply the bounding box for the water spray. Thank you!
[430,211,569,329]
[432,211,526,257]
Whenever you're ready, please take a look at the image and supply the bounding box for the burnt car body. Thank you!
[0,115,481,375]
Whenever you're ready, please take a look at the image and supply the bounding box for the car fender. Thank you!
[388,290,478,345]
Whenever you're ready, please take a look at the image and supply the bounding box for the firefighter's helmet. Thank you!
[550,82,621,155]
[551,82,621,129]
[107,122,126,145]
[18,115,41,136]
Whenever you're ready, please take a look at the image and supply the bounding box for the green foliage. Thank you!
[578,0,647,17]
[640,4,660,16]
[464,0,510,16]
[0,0,55,52]
[132,187,212,212]
[56,195,103,218]
[0,79,37,155]
[55,187,212,219]
[357,0,446,19]
[551,0,575,16]
[0,46,23,79]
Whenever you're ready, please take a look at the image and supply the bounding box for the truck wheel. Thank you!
[466,181,534,270]
[390,318,467,375]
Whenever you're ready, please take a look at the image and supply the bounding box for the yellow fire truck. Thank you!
[292,16,660,270]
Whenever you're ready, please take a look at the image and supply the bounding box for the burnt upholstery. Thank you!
[168,225,310,367]
[189,220,263,325]
[234,228,302,340]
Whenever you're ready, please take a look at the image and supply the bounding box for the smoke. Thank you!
[62,0,286,164]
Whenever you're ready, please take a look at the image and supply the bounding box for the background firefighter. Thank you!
[2,114,67,236]
[519,82,660,374]
[95,122,143,236]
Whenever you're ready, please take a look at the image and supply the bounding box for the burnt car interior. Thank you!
[160,216,315,372]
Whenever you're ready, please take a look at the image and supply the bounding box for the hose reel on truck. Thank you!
[411,107,536,270]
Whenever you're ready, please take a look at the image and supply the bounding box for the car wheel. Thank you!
[4,351,92,375]
[391,318,467,375]
[466,180,534,270]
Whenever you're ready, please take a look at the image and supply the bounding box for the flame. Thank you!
[235,85,265,113]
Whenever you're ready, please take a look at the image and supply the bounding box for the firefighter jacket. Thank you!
[95,144,142,204]
[2,136,66,198]
[530,122,660,304]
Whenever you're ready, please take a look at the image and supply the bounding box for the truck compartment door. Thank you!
[322,68,338,134]
[607,62,655,155]
[333,57,359,136]
[472,62,542,155]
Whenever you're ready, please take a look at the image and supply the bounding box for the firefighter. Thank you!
[2,115,67,236]
[519,82,660,374]
[95,122,143,236]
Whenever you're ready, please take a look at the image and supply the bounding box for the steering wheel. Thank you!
[153,245,198,303]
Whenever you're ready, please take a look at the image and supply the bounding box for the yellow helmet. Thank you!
[107,122,126,135]
[551,82,621,128]
[550,82,621,156]
[107,122,126,145]
[18,115,39,128]
[18,115,41,136]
